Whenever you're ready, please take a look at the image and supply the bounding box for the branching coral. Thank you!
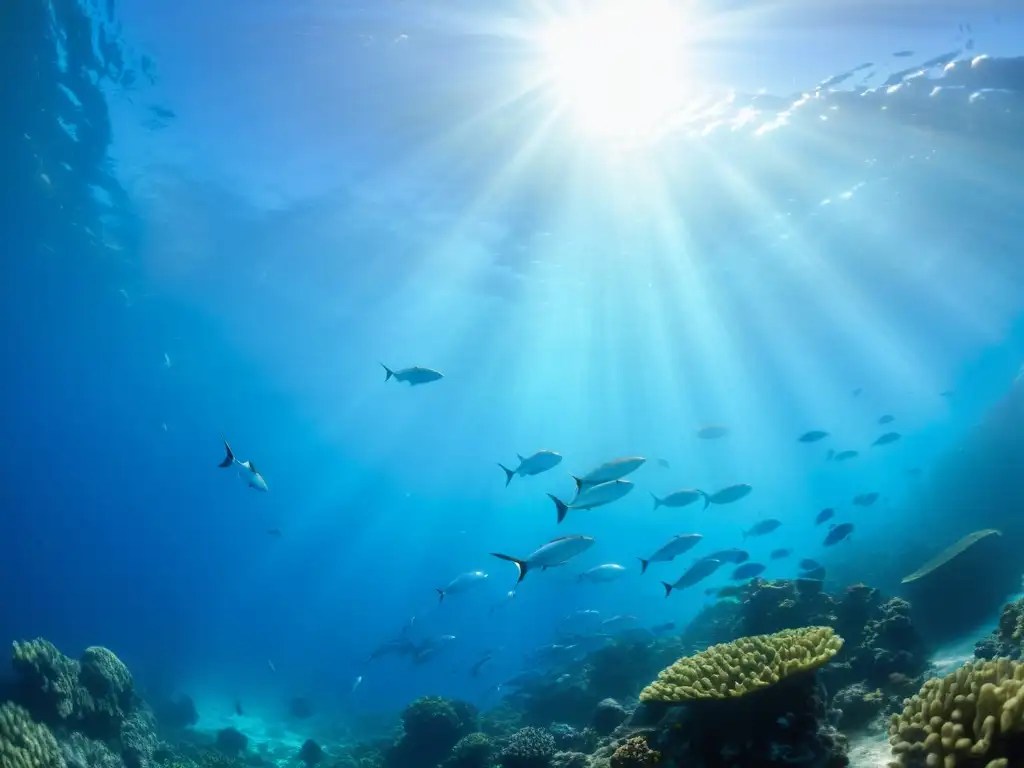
[498,728,555,768]
[444,733,493,768]
[889,658,1024,767]
[639,626,843,702]
[0,702,62,768]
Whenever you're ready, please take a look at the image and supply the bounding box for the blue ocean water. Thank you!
[4,0,1024,755]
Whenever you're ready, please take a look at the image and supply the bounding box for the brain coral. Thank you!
[0,702,62,768]
[889,658,1024,768]
[639,626,843,702]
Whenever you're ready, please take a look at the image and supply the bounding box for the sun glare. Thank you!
[540,0,692,141]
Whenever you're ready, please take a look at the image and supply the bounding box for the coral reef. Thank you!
[833,683,885,732]
[889,658,1024,767]
[640,626,842,701]
[974,597,1024,661]
[386,697,478,768]
[590,700,627,736]
[609,736,659,768]
[0,702,63,768]
[549,752,587,768]
[498,728,556,768]
[443,733,493,768]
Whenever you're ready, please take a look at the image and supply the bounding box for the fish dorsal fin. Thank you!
[517,453,526,462]
[249,462,258,475]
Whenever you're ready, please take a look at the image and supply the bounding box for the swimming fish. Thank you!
[650,488,705,510]
[267,659,276,673]
[600,615,638,630]
[878,414,895,425]
[380,363,444,386]
[833,450,859,462]
[351,675,363,693]
[548,480,634,523]
[661,558,723,596]
[852,387,863,397]
[802,566,827,580]
[703,483,752,509]
[498,450,563,487]
[872,432,902,446]
[561,609,601,625]
[651,622,676,634]
[491,535,596,583]
[579,564,628,583]
[823,523,854,546]
[638,533,704,573]
[469,654,493,677]
[656,458,671,469]
[742,519,782,540]
[798,430,829,443]
[218,439,268,492]
[696,425,730,439]
[730,562,766,580]
[267,528,282,537]
[234,700,243,716]
[770,548,792,560]
[571,457,646,490]
[815,508,835,525]
[436,571,489,603]
[703,548,749,564]
[853,492,880,507]
[799,559,822,571]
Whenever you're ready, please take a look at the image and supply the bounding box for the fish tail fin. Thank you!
[498,463,515,487]
[660,582,673,598]
[491,553,529,583]
[435,589,444,604]
[639,558,650,575]
[700,490,710,510]
[381,363,394,382]
[570,474,584,492]
[547,493,569,524]
[649,492,662,510]
[219,439,235,468]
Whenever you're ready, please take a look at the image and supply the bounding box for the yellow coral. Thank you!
[888,658,1024,768]
[639,626,843,702]
[0,703,62,768]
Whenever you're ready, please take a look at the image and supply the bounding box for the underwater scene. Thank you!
[6,1,1024,768]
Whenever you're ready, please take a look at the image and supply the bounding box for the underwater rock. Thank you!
[214,728,248,757]
[549,752,588,768]
[590,700,627,737]
[498,727,556,768]
[151,694,199,730]
[832,683,885,732]
[546,725,596,754]
[298,739,323,766]
[974,595,1024,660]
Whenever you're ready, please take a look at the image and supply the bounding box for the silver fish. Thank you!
[548,479,634,523]
[650,488,705,510]
[436,571,488,603]
[380,363,444,386]
[491,535,595,583]
[703,483,752,509]
[578,564,628,583]
[498,450,563,486]
[570,457,646,490]
[639,534,703,573]
[662,558,723,596]
[218,439,268,492]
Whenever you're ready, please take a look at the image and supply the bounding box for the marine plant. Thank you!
[639,626,842,701]
[889,658,1024,767]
